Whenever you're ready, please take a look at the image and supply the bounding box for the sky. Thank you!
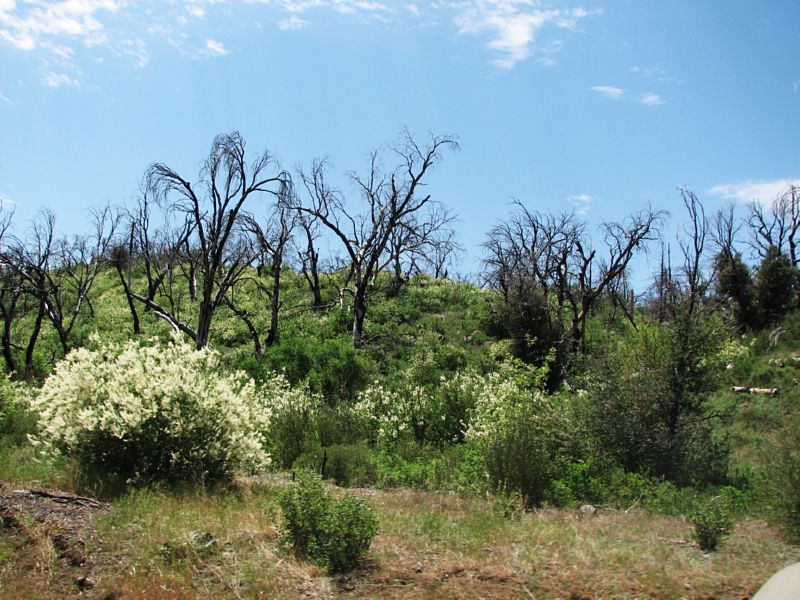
[1,0,798,286]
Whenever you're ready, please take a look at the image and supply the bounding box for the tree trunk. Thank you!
[352,287,367,348]
[0,298,17,376]
[23,299,46,380]
[196,300,213,349]
[114,264,141,335]
[266,263,282,347]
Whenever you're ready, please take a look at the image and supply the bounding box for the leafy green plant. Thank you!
[279,471,378,573]
[294,443,378,487]
[691,496,734,551]
[30,336,285,487]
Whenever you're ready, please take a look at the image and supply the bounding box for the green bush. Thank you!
[294,444,377,487]
[0,376,36,446]
[30,337,282,487]
[465,374,567,506]
[258,336,372,405]
[770,418,800,540]
[279,471,378,573]
[691,496,734,551]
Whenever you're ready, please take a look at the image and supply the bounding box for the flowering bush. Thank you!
[464,372,567,506]
[352,371,485,447]
[30,336,277,486]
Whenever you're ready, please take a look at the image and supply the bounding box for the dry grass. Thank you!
[1,481,798,599]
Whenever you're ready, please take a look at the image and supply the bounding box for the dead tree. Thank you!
[747,184,800,267]
[229,188,295,356]
[142,131,290,349]
[297,131,458,347]
[294,207,325,307]
[3,210,58,379]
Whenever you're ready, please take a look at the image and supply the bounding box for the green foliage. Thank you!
[253,335,372,405]
[574,318,730,485]
[294,444,378,488]
[756,246,797,325]
[279,471,378,573]
[30,336,278,488]
[0,376,36,445]
[691,496,734,551]
[714,251,758,330]
[465,372,568,506]
[768,417,800,541]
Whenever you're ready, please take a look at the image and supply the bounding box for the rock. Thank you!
[578,504,598,517]
[74,576,95,590]
[752,562,800,599]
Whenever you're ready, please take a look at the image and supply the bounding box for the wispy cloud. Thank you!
[591,85,666,107]
[793,80,800,93]
[629,65,683,85]
[278,15,310,30]
[204,38,228,56]
[0,193,15,208]
[709,178,800,206]
[639,92,665,106]
[0,0,125,52]
[590,85,625,99]
[0,1,599,85]
[0,89,11,104]
[454,2,596,70]
[568,193,595,215]
[41,71,81,88]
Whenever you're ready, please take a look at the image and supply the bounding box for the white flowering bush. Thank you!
[464,372,566,506]
[352,371,485,447]
[30,336,277,486]
[262,377,326,468]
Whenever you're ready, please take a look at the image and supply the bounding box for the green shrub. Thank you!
[294,444,377,487]
[465,375,567,506]
[0,376,36,446]
[279,471,378,573]
[691,496,734,551]
[770,418,800,540]
[30,336,282,487]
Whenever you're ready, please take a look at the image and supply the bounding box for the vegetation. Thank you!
[0,133,799,596]
[279,470,378,573]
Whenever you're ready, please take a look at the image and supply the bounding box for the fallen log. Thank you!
[751,387,779,396]
[730,386,779,396]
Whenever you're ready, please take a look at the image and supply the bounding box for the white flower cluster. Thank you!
[352,381,420,445]
[463,371,549,442]
[30,336,289,479]
[352,370,542,446]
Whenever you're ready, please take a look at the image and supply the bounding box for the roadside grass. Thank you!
[3,477,795,599]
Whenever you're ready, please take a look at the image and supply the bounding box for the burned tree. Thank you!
[137,131,290,349]
[297,131,458,347]
[227,187,295,357]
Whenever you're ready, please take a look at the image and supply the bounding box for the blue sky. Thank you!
[1,0,798,284]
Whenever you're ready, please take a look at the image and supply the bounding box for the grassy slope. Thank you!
[3,267,800,598]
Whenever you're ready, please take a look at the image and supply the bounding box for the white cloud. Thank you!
[204,38,228,56]
[454,3,594,70]
[590,85,625,99]
[640,92,665,106]
[0,0,125,52]
[568,193,595,215]
[41,71,81,88]
[0,89,11,104]
[278,15,310,30]
[0,193,14,208]
[709,179,800,206]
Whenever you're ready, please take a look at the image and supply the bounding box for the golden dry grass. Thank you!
[1,482,798,599]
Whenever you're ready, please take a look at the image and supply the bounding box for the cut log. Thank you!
[751,387,779,396]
